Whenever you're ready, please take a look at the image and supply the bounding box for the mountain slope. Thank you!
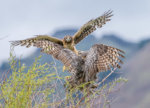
[112,43,150,108]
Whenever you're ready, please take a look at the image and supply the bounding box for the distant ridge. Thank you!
[100,34,136,47]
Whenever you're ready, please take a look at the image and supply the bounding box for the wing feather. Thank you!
[84,44,125,81]
[10,36,83,76]
[73,10,113,44]
[10,35,63,47]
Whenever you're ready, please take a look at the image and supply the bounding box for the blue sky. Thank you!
[0,0,150,64]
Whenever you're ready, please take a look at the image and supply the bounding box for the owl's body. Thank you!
[10,10,125,89]
[62,36,78,55]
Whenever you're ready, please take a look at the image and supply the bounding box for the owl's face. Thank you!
[64,36,73,43]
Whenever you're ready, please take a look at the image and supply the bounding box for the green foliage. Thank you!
[0,53,56,108]
[0,51,128,108]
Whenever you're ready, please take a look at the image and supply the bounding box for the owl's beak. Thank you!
[66,37,71,42]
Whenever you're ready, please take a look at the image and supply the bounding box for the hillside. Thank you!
[112,43,150,108]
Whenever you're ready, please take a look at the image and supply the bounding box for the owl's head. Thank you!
[64,36,73,43]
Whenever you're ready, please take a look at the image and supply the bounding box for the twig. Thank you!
[98,67,117,85]
[51,56,64,86]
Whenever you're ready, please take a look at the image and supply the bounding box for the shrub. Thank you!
[0,51,127,108]
[0,53,56,108]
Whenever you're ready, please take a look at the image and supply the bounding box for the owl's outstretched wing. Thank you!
[10,35,63,47]
[73,10,113,44]
[84,44,125,81]
[10,36,82,75]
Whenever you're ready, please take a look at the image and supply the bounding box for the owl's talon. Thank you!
[65,76,71,80]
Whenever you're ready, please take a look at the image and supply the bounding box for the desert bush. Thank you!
[0,51,127,108]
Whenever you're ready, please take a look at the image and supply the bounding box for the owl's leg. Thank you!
[63,66,66,72]
[63,65,70,72]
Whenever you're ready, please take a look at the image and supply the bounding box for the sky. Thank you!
[0,0,150,64]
